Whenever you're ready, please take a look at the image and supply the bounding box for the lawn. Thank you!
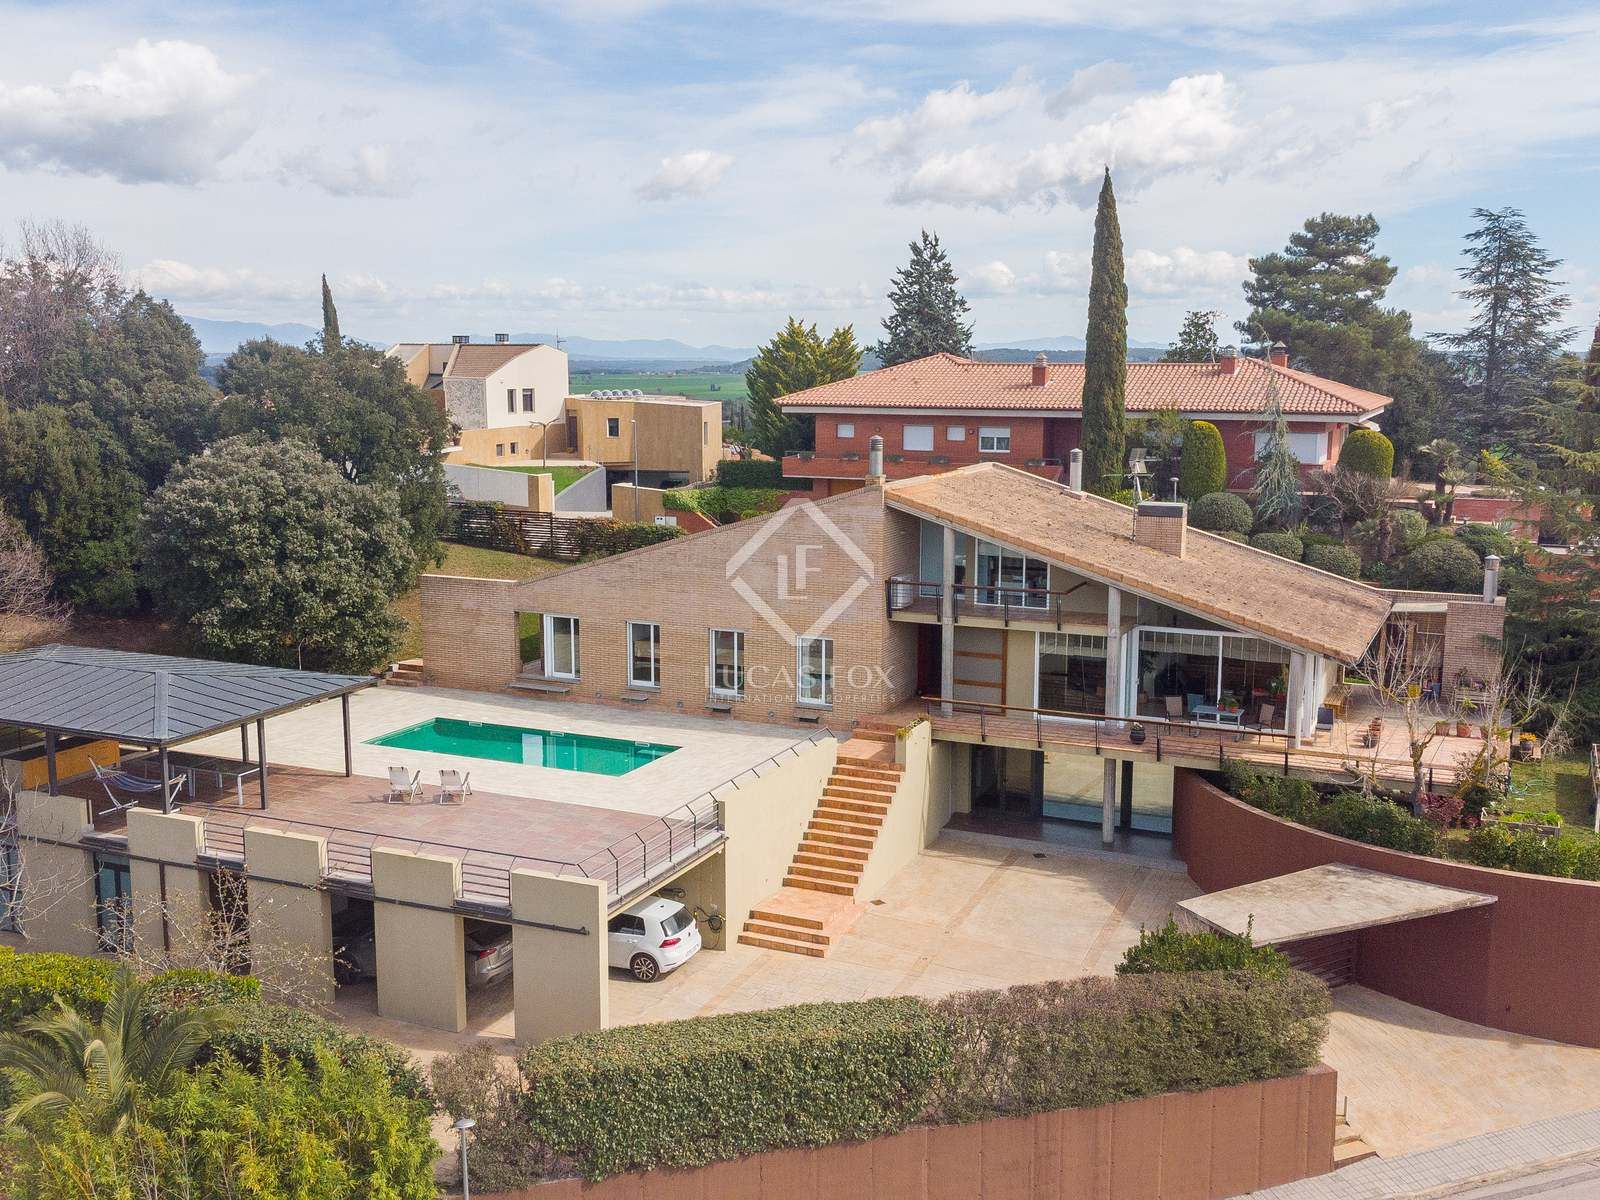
[569,370,747,405]
[483,464,593,493]
[391,541,568,660]
[1509,755,1596,829]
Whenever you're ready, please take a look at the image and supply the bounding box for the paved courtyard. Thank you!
[180,685,812,817]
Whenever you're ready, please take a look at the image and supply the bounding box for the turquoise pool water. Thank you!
[368,718,677,776]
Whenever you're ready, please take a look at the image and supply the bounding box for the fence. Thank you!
[450,502,680,561]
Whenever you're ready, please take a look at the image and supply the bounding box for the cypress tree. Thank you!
[874,230,973,367]
[1081,169,1127,496]
[320,274,341,352]
[745,318,862,457]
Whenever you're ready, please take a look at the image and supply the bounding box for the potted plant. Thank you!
[1219,692,1242,715]
[1130,722,1147,745]
[1456,718,1472,737]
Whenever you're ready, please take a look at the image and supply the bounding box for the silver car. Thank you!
[332,907,511,990]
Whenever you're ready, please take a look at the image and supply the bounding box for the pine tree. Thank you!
[873,230,972,367]
[745,318,862,458]
[1081,169,1127,496]
[1432,208,1573,448]
[1249,380,1302,529]
[1160,310,1221,363]
[320,274,341,352]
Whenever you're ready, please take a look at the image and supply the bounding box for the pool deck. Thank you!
[175,686,822,818]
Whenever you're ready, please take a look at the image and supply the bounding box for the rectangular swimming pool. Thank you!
[368,718,678,776]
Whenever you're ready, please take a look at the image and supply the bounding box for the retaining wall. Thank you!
[469,1066,1335,1200]
[1175,770,1600,1047]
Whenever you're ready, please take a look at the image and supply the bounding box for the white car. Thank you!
[607,897,702,981]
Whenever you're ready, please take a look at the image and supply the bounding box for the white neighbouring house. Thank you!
[387,337,570,432]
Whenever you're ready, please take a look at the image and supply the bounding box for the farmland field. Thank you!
[569,369,747,406]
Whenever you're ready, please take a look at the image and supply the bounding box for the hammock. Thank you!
[90,759,184,812]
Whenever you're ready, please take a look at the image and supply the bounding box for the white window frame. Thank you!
[837,421,855,439]
[978,426,1012,453]
[708,628,745,698]
[1254,428,1328,464]
[903,424,934,452]
[796,636,834,707]
[627,621,660,688]
[947,425,966,442]
[543,614,580,680]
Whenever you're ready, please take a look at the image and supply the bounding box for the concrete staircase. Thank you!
[384,659,424,687]
[737,730,902,958]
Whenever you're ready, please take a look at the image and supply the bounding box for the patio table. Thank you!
[170,754,263,807]
[1192,705,1244,727]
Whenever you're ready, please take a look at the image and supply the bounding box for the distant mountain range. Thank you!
[975,347,1167,364]
[975,335,1167,352]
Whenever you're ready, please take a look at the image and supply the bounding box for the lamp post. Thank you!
[532,416,563,469]
[453,1117,477,1199]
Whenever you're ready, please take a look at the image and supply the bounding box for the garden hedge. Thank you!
[1221,763,1438,855]
[0,951,255,1029]
[1304,543,1363,579]
[206,1002,431,1101]
[661,485,784,522]
[714,459,786,489]
[1117,919,1290,978]
[1458,825,1600,880]
[1178,421,1227,500]
[1250,530,1304,560]
[518,998,949,1179]
[1397,537,1483,593]
[1190,491,1253,534]
[567,519,682,557]
[1455,522,1515,562]
[1338,429,1395,479]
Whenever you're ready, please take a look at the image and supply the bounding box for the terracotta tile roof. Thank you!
[775,352,1391,417]
[884,463,1392,663]
[445,343,547,380]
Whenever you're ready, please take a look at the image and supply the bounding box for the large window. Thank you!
[979,426,1012,453]
[94,853,132,953]
[709,629,744,697]
[1253,428,1329,464]
[903,424,934,452]
[797,636,833,707]
[628,621,660,688]
[976,541,1048,608]
[1036,632,1108,713]
[1133,628,1290,727]
[544,614,580,679]
[521,388,535,412]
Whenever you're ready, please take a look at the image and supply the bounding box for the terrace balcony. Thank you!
[886,576,1108,631]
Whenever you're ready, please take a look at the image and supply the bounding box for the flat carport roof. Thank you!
[1178,863,1496,946]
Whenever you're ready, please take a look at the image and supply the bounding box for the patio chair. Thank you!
[1259,703,1276,729]
[1163,696,1183,719]
[385,767,422,805]
[91,759,183,814]
[438,769,472,806]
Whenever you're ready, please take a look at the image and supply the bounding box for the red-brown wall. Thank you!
[1215,420,1341,490]
[1175,771,1600,1047]
[474,1067,1336,1200]
[813,414,1052,470]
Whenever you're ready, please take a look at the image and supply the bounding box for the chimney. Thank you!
[494,332,510,344]
[1068,447,1083,493]
[1133,501,1187,557]
[1483,553,1502,602]
[1268,341,1289,368]
[1031,351,1049,387]
[451,334,470,344]
[866,434,886,485]
[1218,345,1238,375]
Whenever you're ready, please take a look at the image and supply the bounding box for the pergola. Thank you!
[0,645,376,811]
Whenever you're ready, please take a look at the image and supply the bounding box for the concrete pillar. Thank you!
[940,524,956,716]
[1105,587,1125,719]
[371,847,466,1033]
[126,810,209,963]
[1102,759,1118,847]
[511,868,608,1043]
[529,471,556,512]
[12,790,98,955]
[245,826,336,1006]
[1286,651,1308,749]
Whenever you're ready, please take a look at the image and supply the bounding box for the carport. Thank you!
[1178,863,1496,984]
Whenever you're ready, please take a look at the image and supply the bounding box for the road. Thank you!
[1437,1155,1600,1198]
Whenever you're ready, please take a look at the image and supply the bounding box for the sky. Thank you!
[1,0,1597,350]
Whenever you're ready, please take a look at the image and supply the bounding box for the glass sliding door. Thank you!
[544,615,579,679]
[709,629,744,697]
[94,853,132,953]
[627,621,659,688]
[1036,632,1108,714]
[796,636,833,707]
[1133,628,1291,729]
[975,541,1048,608]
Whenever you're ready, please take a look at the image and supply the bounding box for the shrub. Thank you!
[714,458,785,489]
[1116,919,1290,978]
[205,1002,430,1102]
[928,972,1329,1125]
[144,969,261,1022]
[1455,522,1514,562]
[1106,487,1137,506]
[1250,530,1304,560]
[568,519,682,556]
[1304,543,1363,578]
[1190,491,1253,534]
[1305,790,1438,854]
[0,949,115,1028]
[1216,530,1249,544]
[1397,537,1483,593]
[1178,421,1227,500]
[1339,429,1395,479]
[519,998,950,1179]
[432,1045,555,1192]
[661,485,784,522]
[1457,826,1600,881]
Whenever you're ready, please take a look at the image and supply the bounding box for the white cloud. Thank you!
[852,75,1033,163]
[1125,247,1249,295]
[0,39,257,184]
[282,143,411,198]
[635,149,734,201]
[965,260,1017,294]
[892,74,1242,209]
[1045,60,1135,116]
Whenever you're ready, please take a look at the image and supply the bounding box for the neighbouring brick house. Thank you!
[775,348,1391,496]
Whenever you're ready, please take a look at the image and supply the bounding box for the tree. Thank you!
[1081,169,1128,497]
[1432,208,1574,447]
[0,221,125,408]
[1161,310,1221,363]
[874,230,972,367]
[1417,437,1466,524]
[1177,420,1226,500]
[0,970,232,1136]
[0,512,66,650]
[1358,636,1455,809]
[745,318,862,458]
[1249,383,1302,529]
[321,273,341,351]
[143,437,416,671]
[217,339,450,566]
[1396,538,1483,592]
[1339,429,1394,478]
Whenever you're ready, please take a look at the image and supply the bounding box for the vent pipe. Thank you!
[1483,554,1502,602]
[1068,448,1083,493]
[866,434,885,485]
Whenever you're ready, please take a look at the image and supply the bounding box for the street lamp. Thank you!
[453,1117,477,1199]
[531,416,563,469]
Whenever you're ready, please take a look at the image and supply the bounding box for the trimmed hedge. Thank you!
[1397,537,1482,593]
[206,1002,431,1102]
[714,459,786,489]
[1250,530,1304,560]
[519,998,949,1179]
[567,519,682,557]
[1304,543,1363,578]
[1222,763,1437,855]
[1458,825,1600,880]
[1178,421,1227,500]
[1117,919,1290,978]
[928,973,1329,1125]
[661,485,784,522]
[1190,491,1253,534]
[0,951,256,1030]
[1216,530,1250,544]
[1339,429,1394,479]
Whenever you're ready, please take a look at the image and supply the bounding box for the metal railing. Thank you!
[886,576,1105,628]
